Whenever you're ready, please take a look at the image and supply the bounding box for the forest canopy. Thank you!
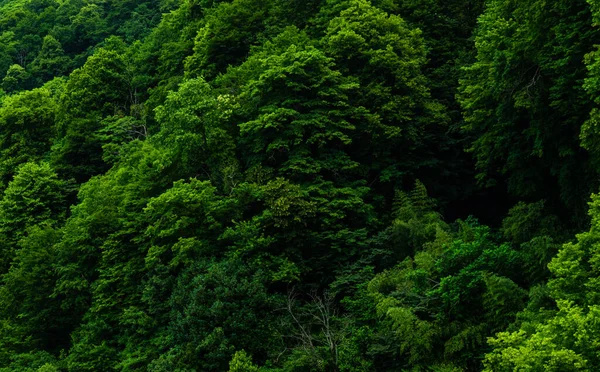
[0,0,598,371]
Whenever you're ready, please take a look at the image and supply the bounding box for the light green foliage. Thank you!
[484,302,595,371]
[484,192,600,369]
[229,350,259,372]
[2,64,30,93]
[36,364,58,372]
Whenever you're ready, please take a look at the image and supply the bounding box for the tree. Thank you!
[321,0,447,191]
[0,86,58,187]
[67,3,109,52]
[342,183,528,370]
[282,290,350,372]
[2,64,30,93]
[147,258,280,371]
[229,27,363,184]
[228,351,259,372]
[29,35,70,84]
[0,32,18,78]
[153,78,239,189]
[0,162,67,256]
[484,191,600,370]
[458,0,599,223]
[51,42,136,182]
[184,0,276,79]
[0,227,67,362]
[366,219,526,370]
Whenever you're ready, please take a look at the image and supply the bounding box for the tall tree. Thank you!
[321,0,447,193]
[458,0,600,223]
[51,41,136,182]
[29,35,70,84]
[0,86,58,187]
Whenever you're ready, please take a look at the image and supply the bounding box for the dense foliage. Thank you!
[0,0,599,370]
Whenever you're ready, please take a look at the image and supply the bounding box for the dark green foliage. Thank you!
[0,0,598,371]
[458,0,600,222]
[322,0,446,186]
[29,35,70,84]
[150,259,279,371]
[52,40,140,182]
[0,227,66,362]
[185,0,275,79]
[233,28,363,183]
[0,162,67,246]
[365,211,526,370]
[0,86,58,186]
